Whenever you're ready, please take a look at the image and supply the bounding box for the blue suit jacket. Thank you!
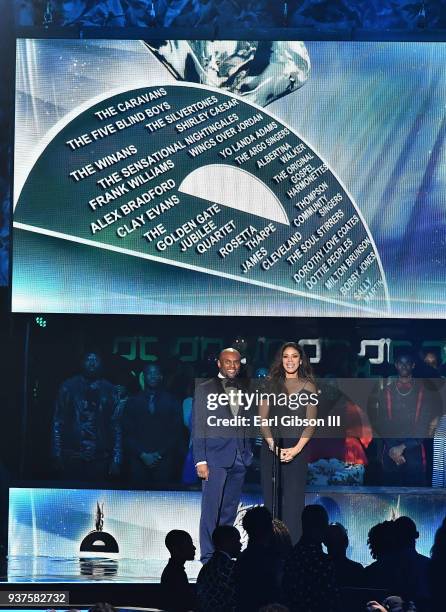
[192,377,253,468]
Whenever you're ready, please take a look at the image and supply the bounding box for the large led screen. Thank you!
[8,487,446,582]
[12,40,446,317]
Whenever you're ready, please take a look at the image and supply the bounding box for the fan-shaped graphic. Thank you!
[13,83,390,316]
[179,165,290,225]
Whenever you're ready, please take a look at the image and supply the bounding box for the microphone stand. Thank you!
[271,438,280,520]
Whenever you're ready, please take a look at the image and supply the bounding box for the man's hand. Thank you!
[366,602,387,612]
[389,444,406,465]
[140,451,161,468]
[196,463,209,480]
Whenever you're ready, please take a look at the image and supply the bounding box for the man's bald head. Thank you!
[218,348,241,379]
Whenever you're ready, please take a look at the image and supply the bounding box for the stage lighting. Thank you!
[35,316,47,328]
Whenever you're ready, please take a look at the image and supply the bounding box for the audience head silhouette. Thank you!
[272,518,293,558]
[301,504,329,542]
[431,516,446,607]
[394,516,419,549]
[325,522,349,558]
[212,525,241,558]
[431,516,446,561]
[242,506,273,544]
[164,529,195,561]
[367,521,396,560]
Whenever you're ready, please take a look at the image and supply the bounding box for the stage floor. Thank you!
[6,486,446,583]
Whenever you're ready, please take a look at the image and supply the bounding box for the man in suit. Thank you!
[124,363,185,486]
[193,348,252,562]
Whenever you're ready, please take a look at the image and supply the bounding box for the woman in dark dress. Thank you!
[260,342,318,544]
